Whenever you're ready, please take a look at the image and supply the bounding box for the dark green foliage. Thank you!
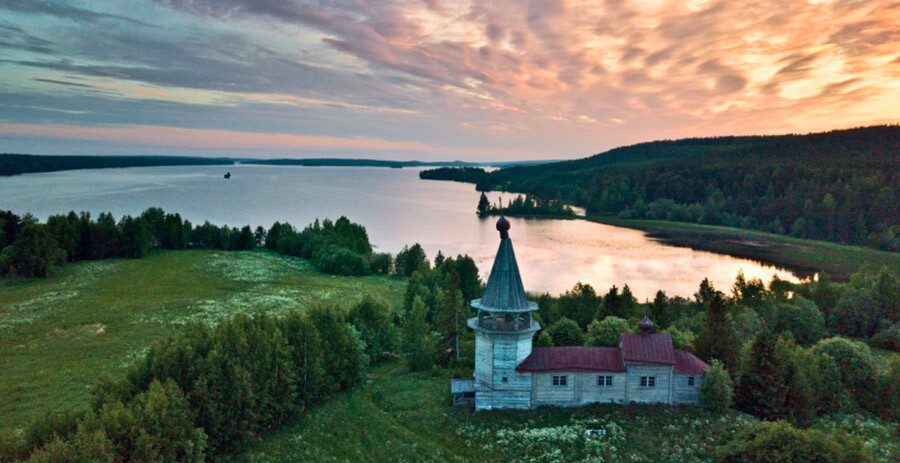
[759,297,824,345]
[872,324,900,351]
[85,379,207,462]
[477,192,491,215]
[5,306,375,461]
[695,289,741,373]
[369,252,393,274]
[557,282,600,328]
[830,287,879,337]
[478,194,575,217]
[1,207,276,279]
[735,331,791,421]
[446,125,900,251]
[433,273,466,365]
[1,224,65,277]
[314,245,370,276]
[308,305,370,394]
[25,429,116,463]
[717,421,871,463]
[401,297,436,372]
[810,337,878,412]
[0,153,231,177]
[349,295,398,362]
[546,317,583,346]
[268,217,376,276]
[419,166,490,188]
[394,243,429,277]
[700,360,733,413]
[534,330,553,347]
[585,316,630,347]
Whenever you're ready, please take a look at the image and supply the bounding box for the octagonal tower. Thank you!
[468,214,540,410]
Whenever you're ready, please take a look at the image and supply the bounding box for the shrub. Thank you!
[872,324,900,352]
[717,421,871,463]
[313,245,370,276]
[4,224,65,277]
[545,317,583,346]
[585,316,630,347]
[701,360,734,412]
[369,252,393,274]
[810,337,878,411]
[26,429,116,463]
[348,295,397,362]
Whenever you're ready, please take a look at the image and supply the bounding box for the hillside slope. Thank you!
[431,125,900,252]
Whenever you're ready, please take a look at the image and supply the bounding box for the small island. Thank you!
[477,192,576,218]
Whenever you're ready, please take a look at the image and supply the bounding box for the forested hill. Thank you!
[0,153,233,176]
[424,125,900,251]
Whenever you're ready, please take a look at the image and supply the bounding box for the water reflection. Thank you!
[0,165,804,299]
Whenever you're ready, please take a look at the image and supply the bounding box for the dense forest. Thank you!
[422,125,900,251]
[0,154,232,176]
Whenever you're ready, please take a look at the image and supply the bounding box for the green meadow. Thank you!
[247,361,900,463]
[0,250,405,434]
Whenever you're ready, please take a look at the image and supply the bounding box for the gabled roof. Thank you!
[474,237,533,312]
[516,347,626,372]
[673,350,709,375]
[619,333,676,365]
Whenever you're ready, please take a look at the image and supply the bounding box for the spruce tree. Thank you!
[694,291,741,373]
[477,192,491,215]
[735,331,790,420]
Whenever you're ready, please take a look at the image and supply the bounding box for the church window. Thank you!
[687,376,695,386]
[640,376,656,387]
[552,375,567,386]
[598,375,613,386]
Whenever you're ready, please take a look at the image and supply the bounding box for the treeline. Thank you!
[0,154,232,176]
[0,208,257,278]
[426,125,900,251]
[0,208,396,278]
[419,167,490,188]
[476,192,575,217]
[528,265,900,425]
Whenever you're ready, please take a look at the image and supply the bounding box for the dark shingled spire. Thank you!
[478,215,530,311]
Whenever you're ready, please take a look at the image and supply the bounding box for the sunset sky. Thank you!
[1,0,899,161]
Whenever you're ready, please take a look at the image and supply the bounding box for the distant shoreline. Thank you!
[0,153,556,177]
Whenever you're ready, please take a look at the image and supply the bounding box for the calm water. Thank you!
[0,165,802,298]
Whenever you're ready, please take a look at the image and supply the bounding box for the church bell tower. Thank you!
[468,214,540,410]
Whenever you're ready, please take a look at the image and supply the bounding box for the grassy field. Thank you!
[0,250,405,434]
[246,362,900,463]
[592,217,900,280]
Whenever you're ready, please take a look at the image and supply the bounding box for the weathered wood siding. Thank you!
[476,331,535,409]
[579,373,627,404]
[474,331,493,389]
[673,374,704,404]
[532,372,576,406]
[624,365,673,404]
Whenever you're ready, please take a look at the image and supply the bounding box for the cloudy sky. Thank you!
[1,0,898,161]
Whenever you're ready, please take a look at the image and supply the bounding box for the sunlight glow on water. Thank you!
[0,165,802,298]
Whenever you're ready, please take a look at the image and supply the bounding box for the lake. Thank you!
[0,165,802,298]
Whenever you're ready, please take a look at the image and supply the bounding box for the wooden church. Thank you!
[452,214,709,410]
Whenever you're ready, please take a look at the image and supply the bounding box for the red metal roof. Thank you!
[673,350,709,375]
[516,347,626,372]
[619,333,676,365]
